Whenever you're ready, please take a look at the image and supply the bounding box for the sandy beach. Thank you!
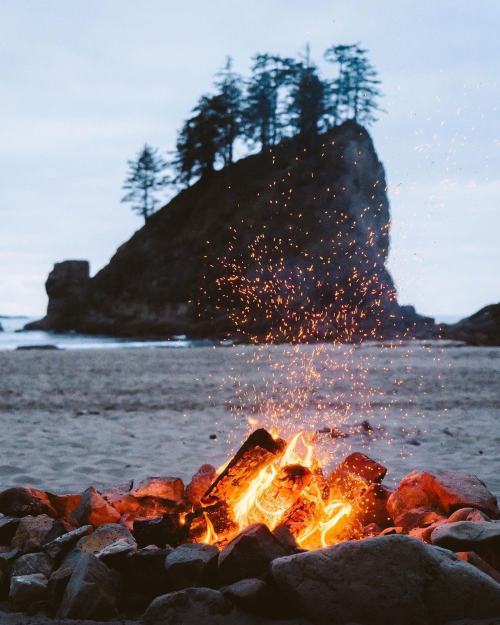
[0,342,498,496]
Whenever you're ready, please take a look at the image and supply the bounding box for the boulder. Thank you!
[0,488,57,518]
[11,552,53,578]
[9,573,48,610]
[328,452,387,489]
[43,524,93,561]
[397,507,447,532]
[218,524,292,585]
[456,551,500,584]
[71,486,120,527]
[0,515,20,544]
[132,477,184,502]
[165,543,218,590]
[0,547,19,576]
[222,577,285,617]
[447,507,491,523]
[186,465,217,505]
[431,521,500,568]
[355,483,392,527]
[47,548,82,608]
[133,513,183,548]
[78,522,135,556]
[127,545,172,599]
[46,492,82,520]
[12,515,66,553]
[143,587,263,625]
[387,470,499,524]
[271,534,500,625]
[58,552,121,619]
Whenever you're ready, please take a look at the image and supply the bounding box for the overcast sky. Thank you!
[1,0,499,319]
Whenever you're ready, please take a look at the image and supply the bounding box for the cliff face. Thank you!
[27,122,433,341]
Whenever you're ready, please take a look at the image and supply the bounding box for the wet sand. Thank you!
[0,342,498,495]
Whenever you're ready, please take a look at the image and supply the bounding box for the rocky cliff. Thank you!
[441,304,500,346]
[27,122,433,341]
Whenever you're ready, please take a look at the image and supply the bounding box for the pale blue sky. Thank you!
[1,0,499,318]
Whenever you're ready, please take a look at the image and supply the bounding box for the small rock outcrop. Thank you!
[25,261,90,332]
[442,303,500,346]
[26,123,434,341]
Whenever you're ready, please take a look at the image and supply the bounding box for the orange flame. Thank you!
[222,430,352,550]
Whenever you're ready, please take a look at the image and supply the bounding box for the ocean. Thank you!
[0,316,201,351]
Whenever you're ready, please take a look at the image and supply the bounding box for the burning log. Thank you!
[185,501,237,544]
[201,429,286,506]
[240,464,313,527]
[276,495,318,539]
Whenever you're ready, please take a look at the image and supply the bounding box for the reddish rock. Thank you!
[387,470,499,525]
[329,452,387,492]
[356,483,392,528]
[456,551,500,584]
[71,487,120,528]
[131,477,184,503]
[397,507,447,532]
[185,465,217,505]
[0,488,57,518]
[47,492,82,521]
[111,495,178,521]
[12,515,66,553]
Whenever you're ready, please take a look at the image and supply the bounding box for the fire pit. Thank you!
[0,427,499,624]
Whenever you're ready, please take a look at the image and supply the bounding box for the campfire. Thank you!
[164,428,387,551]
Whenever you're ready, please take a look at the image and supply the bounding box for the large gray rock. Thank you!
[143,587,304,625]
[11,552,53,578]
[47,548,82,609]
[222,577,285,617]
[12,515,66,553]
[218,524,292,585]
[57,552,121,619]
[9,573,48,610]
[127,545,171,598]
[165,543,218,590]
[271,534,500,625]
[431,521,500,568]
[43,524,93,561]
[77,522,135,557]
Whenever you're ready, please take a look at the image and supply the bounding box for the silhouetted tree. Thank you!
[286,46,326,144]
[244,54,290,150]
[324,44,382,125]
[214,57,243,165]
[121,145,168,223]
[173,95,223,184]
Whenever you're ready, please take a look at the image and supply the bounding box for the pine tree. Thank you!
[286,46,326,144]
[324,44,382,125]
[121,145,168,223]
[214,57,243,165]
[347,45,383,124]
[244,54,290,150]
